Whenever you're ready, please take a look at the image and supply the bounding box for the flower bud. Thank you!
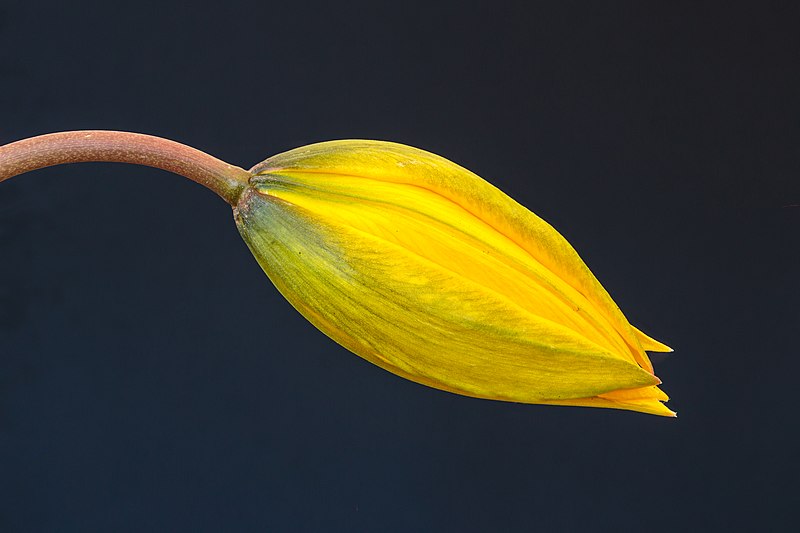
[234,141,673,416]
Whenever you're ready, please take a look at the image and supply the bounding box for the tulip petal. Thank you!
[253,141,655,371]
[541,395,677,417]
[236,186,659,403]
[253,171,632,362]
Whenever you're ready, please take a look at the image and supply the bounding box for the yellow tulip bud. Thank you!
[234,140,674,416]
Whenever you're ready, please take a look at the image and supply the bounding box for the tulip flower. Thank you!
[0,131,674,416]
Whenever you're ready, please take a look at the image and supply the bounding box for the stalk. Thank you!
[0,131,250,205]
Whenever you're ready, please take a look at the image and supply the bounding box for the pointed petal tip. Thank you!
[632,326,674,353]
[659,405,677,418]
[656,343,675,353]
[647,402,677,417]
[646,405,676,417]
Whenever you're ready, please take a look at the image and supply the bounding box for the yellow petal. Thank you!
[253,141,654,368]
[541,395,677,417]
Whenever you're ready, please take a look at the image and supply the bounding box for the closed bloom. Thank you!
[234,140,674,416]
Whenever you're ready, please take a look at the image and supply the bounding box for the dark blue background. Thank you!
[2,1,798,531]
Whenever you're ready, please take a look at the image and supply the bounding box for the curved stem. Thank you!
[0,131,250,205]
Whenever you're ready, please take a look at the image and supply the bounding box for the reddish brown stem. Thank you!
[0,131,250,205]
